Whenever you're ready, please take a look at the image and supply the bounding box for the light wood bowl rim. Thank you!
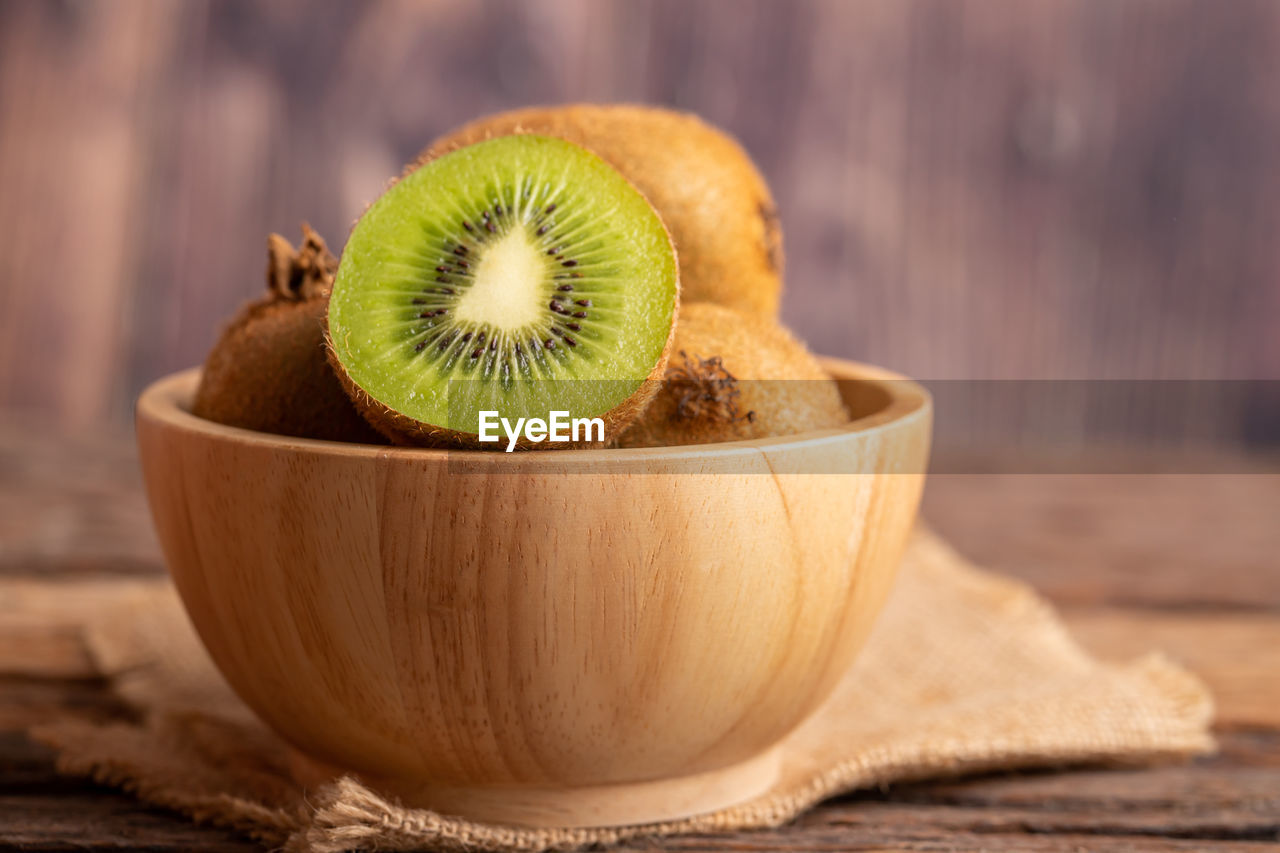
[136,357,930,462]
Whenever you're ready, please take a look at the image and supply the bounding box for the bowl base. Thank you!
[288,744,783,828]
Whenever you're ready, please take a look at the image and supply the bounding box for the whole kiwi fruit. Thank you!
[422,103,784,317]
[326,134,680,449]
[617,302,850,447]
[192,226,385,444]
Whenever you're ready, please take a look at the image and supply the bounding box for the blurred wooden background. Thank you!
[1,0,1277,435]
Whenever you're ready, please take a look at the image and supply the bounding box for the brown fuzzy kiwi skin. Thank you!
[326,140,681,450]
[421,104,783,318]
[192,226,386,445]
[615,303,850,448]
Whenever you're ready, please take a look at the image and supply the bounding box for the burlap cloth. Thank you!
[15,529,1212,852]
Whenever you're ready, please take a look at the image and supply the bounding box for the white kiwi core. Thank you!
[453,228,545,330]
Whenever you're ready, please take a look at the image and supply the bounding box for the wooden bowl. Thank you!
[135,358,930,827]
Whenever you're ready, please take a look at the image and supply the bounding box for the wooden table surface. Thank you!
[1,420,1278,851]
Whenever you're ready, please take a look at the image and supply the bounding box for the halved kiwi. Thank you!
[328,134,679,448]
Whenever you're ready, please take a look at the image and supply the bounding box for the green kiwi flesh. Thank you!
[328,134,679,447]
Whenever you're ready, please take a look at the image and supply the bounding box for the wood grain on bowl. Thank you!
[133,359,930,827]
